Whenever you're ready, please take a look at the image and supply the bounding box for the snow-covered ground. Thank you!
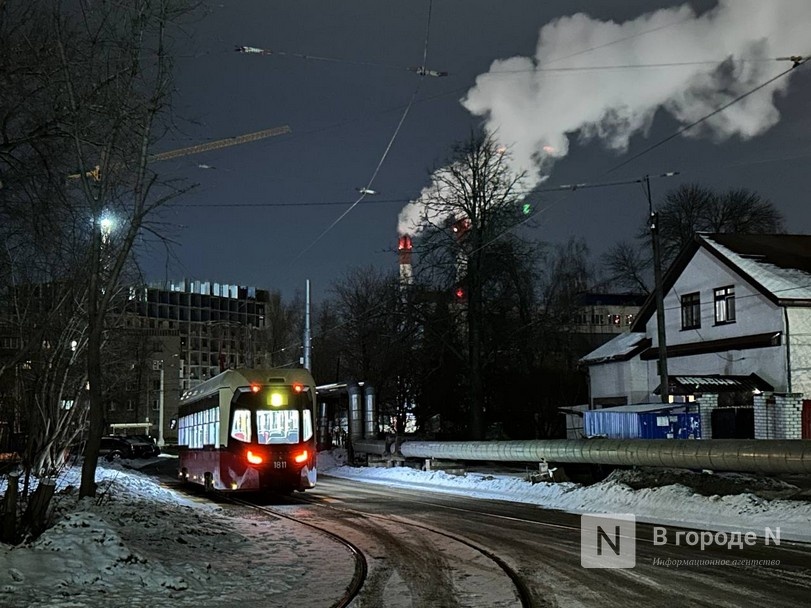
[323,452,811,542]
[0,453,809,607]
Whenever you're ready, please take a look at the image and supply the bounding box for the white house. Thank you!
[580,233,811,440]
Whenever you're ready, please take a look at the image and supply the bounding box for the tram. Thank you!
[177,368,317,492]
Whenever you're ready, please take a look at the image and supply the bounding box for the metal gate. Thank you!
[711,407,754,439]
[803,400,811,440]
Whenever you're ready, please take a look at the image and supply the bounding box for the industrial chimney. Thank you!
[398,234,413,287]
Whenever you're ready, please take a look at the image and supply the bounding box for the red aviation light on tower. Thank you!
[398,234,413,264]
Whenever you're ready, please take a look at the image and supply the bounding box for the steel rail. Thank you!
[291,493,534,607]
[227,496,367,608]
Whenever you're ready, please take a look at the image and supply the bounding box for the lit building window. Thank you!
[714,286,736,324]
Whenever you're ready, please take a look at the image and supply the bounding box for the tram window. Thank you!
[302,409,313,441]
[256,410,299,445]
[231,409,252,442]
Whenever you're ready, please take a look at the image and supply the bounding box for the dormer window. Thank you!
[714,286,736,324]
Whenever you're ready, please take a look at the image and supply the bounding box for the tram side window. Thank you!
[302,409,313,441]
[256,410,299,445]
[178,407,220,448]
[231,408,252,442]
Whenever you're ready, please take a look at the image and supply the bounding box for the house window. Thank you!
[681,292,701,329]
[714,286,736,324]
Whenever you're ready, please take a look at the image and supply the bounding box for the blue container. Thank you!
[639,412,701,440]
[585,408,701,440]
[584,410,642,439]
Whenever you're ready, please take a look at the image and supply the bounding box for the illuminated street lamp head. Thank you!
[99,214,115,235]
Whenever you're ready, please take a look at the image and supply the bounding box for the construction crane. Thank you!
[67,124,291,180]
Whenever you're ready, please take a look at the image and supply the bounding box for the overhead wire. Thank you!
[466,57,810,258]
[290,0,435,264]
[169,144,811,208]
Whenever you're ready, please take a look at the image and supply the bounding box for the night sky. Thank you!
[139,0,811,300]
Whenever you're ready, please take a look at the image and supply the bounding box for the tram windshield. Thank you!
[230,384,313,445]
[257,409,299,444]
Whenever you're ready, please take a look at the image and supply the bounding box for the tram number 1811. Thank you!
[274,460,287,469]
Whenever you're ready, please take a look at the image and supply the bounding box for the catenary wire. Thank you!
[466,58,809,258]
[289,0,434,264]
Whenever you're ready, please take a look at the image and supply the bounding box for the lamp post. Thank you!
[152,359,165,447]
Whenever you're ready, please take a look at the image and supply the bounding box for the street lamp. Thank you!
[152,359,165,447]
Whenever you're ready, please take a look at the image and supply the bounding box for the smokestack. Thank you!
[398,234,413,286]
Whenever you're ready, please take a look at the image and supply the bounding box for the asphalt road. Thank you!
[293,475,811,608]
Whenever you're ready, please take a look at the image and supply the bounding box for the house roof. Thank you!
[631,233,811,331]
[579,331,650,365]
[654,373,774,395]
[585,402,690,414]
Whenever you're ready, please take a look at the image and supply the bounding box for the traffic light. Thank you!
[454,286,466,301]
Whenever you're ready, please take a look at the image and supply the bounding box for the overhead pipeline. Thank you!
[391,439,811,475]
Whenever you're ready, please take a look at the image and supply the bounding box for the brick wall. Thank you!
[697,394,718,440]
[754,393,804,439]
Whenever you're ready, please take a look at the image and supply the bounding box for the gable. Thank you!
[631,233,811,332]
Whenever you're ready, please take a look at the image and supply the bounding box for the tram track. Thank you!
[230,491,534,607]
[226,494,367,608]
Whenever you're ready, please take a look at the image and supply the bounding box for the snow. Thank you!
[579,331,647,364]
[323,454,811,543]
[1,452,810,607]
[703,236,811,300]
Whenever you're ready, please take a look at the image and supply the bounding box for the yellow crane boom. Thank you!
[148,125,291,162]
[67,124,291,180]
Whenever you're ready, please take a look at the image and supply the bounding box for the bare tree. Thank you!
[604,183,785,291]
[659,184,784,264]
[603,240,652,294]
[1,0,195,498]
[416,131,529,439]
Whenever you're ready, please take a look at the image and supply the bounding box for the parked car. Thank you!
[99,436,137,461]
[121,435,161,458]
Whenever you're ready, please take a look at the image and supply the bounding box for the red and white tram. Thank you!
[177,368,317,492]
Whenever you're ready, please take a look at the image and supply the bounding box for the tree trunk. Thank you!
[467,247,485,440]
[1,471,20,543]
[80,226,103,499]
[21,478,55,539]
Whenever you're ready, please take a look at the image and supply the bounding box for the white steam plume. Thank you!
[398,0,808,235]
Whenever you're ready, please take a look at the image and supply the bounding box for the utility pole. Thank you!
[303,279,312,372]
[646,176,669,404]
